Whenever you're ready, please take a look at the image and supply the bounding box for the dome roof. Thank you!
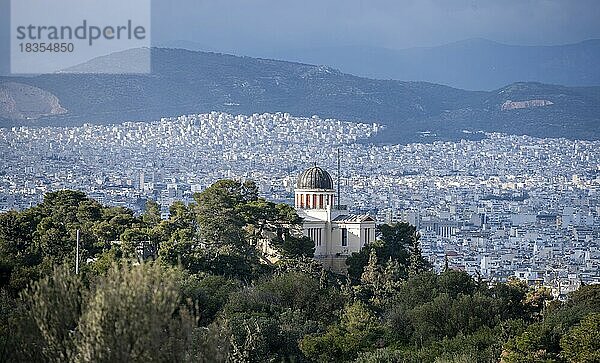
[296,165,334,190]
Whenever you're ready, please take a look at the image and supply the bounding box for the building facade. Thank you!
[295,165,376,271]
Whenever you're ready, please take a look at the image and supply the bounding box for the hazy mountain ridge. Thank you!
[261,38,600,90]
[1,47,599,143]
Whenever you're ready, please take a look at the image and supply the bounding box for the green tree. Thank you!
[408,231,428,277]
[119,227,151,258]
[275,234,315,258]
[500,284,600,363]
[361,249,383,287]
[488,279,530,321]
[92,207,137,245]
[242,198,314,258]
[501,322,560,363]
[346,222,419,283]
[158,229,198,270]
[157,201,200,271]
[301,301,384,362]
[560,312,600,363]
[75,263,193,362]
[394,271,439,310]
[217,271,345,361]
[20,265,85,362]
[355,249,385,306]
[192,180,262,280]
[192,179,311,280]
[226,314,281,362]
[180,274,241,326]
[0,209,41,293]
[168,201,196,228]
[438,270,477,298]
[75,199,103,224]
[142,199,162,226]
[194,179,255,248]
[409,293,453,346]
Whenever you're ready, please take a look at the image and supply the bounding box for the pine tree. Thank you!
[408,231,426,277]
[380,257,403,301]
[383,257,403,287]
[361,249,382,286]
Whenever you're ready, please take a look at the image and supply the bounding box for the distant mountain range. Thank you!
[1,47,599,144]
[257,38,600,90]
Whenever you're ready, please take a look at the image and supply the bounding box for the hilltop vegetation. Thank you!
[0,183,599,362]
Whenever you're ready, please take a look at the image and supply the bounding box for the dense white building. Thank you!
[294,165,375,271]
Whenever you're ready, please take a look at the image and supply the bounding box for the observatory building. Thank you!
[294,164,376,270]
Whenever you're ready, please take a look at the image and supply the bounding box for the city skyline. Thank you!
[1,111,598,292]
[2,2,599,361]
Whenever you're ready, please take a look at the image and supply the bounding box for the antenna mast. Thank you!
[337,148,341,209]
[76,229,80,275]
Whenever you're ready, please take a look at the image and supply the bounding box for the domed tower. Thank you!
[295,165,336,210]
[292,162,376,274]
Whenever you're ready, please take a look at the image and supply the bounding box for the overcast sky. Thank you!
[150,0,600,53]
[2,0,600,74]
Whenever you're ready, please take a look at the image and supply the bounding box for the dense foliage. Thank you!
[0,183,598,362]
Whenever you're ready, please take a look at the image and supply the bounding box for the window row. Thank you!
[295,193,334,209]
[307,228,322,246]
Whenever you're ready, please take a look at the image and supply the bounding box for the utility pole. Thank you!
[337,148,341,209]
[76,229,80,275]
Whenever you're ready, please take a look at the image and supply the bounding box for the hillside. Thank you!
[1,47,600,143]
[0,82,67,120]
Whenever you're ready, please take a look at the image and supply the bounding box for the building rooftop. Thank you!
[296,165,334,190]
[333,214,375,222]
